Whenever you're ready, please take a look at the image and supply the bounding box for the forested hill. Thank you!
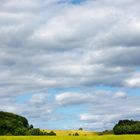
[0,111,51,135]
[0,111,29,128]
[0,111,29,135]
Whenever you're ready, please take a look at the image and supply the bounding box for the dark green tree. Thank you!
[75,132,79,136]
[47,131,56,136]
[113,119,140,134]
[79,128,83,131]
[0,111,47,136]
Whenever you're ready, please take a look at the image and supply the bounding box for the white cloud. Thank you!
[113,92,127,99]
[29,93,48,105]
[80,114,121,123]
[78,94,140,130]
[125,72,140,87]
[55,90,128,107]
[0,0,140,130]
[55,92,93,106]
[0,0,140,92]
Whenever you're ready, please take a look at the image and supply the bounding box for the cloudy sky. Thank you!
[0,0,140,131]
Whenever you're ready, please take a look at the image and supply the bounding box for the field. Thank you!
[43,130,97,136]
[0,130,140,140]
[0,135,140,140]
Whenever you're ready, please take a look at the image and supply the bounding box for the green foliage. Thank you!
[29,124,34,129]
[113,119,140,134]
[47,131,56,136]
[79,128,83,131]
[0,111,47,136]
[0,111,29,135]
[74,132,79,136]
[98,130,113,135]
[14,128,28,135]
[28,128,42,135]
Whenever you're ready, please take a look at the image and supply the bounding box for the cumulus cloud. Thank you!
[1,0,140,91]
[53,90,140,130]
[113,92,127,99]
[55,90,128,106]
[125,72,140,87]
[55,92,93,106]
[79,94,140,130]
[0,0,140,130]
[28,93,48,105]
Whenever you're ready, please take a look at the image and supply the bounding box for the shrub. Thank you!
[75,132,79,136]
[47,131,56,136]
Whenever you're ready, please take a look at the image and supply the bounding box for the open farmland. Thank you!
[0,135,140,140]
[43,130,96,136]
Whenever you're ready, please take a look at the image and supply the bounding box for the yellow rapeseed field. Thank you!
[0,135,140,140]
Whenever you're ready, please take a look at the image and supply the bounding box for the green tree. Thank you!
[0,111,44,136]
[79,128,83,131]
[75,132,79,136]
[113,119,140,134]
[47,131,56,136]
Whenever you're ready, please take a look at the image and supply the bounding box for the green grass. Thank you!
[0,135,140,140]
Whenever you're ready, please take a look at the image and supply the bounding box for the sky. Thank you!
[0,0,140,131]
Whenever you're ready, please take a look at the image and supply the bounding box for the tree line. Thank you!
[113,119,140,134]
[0,111,56,136]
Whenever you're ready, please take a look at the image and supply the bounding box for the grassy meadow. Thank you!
[0,135,140,140]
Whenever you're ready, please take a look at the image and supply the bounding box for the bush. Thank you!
[14,128,28,135]
[28,128,42,135]
[47,131,56,136]
[75,132,79,136]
